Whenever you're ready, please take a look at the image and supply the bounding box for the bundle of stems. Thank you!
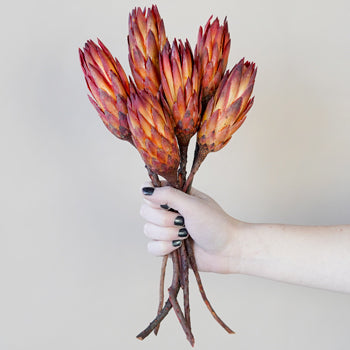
[79,5,257,346]
[137,158,235,346]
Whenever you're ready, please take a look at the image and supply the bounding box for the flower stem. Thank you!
[154,255,168,335]
[168,250,194,346]
[146,166,161,187]
[180,242,191,328]
[138,141,232,346]
[136,298,174,340]
[185,238,234,334]
[136,251,194,344]
[178,141,189,189]
[183,144,209,193]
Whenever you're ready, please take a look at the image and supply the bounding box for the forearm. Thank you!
[233,223,350,293]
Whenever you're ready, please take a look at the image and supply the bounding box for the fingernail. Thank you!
[172,240,182,247]
[160,204,169,210]
[178,228,188,238]
[174,215,185,226]
[142,187,154,196]
[168,208,179,213]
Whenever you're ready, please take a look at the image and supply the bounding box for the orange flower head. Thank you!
[127,90,180,185]
[128,5,168,96]
[79,39,132,142]
[197,59,257,153]
[195,16,231,103]
[160,39,200,145]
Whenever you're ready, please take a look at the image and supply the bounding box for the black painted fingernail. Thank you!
[174,215,185,226]
[160,204,169,210]
[169,208,179,213]
[178,228,188,238]
[142,187,154,196]
[172,240,182,247]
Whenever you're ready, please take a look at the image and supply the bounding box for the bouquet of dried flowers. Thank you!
[79,5,256,346]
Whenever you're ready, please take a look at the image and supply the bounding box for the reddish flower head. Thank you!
[127,90,180,186]
[197,59,257,153]
[79,39,132,143]
[160,39,200,145]
[128,5,168,96]
[195,16,231,103]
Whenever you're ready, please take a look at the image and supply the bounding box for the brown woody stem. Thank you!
[185,238,234,334]
[169,250,194,346]
[180,242,191,328]
[137,252,189,342]
[146,166,161,187]
[136,298,174,340]
[138,143,232,346]
[154,255,168,336]
[145,168,166,336]
[178,141,189,189]
[137,253,180,340]
[183,144,209,193]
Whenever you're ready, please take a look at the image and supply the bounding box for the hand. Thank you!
[140,184,350,292]
[140,184,245,274]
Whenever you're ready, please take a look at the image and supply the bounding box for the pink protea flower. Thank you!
[195,16,231,104]
[183,58,257,193]
[127,89,180,186]
[128,5,168,96]
[79,39,132,143]
[160,39,200,145]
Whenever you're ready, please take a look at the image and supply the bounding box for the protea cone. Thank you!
[79,39,132,143]
[159,39,200,186]
[128,5,168,96]
[127,89,180,187]
[160,39,200,145]
[184,59,256,192]
[195,16,231,105]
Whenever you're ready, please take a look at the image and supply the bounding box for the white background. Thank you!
[1,0,350,349]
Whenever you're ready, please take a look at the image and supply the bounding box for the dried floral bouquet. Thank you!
[79,5,256,346]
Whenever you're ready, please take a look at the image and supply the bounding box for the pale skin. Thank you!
[140,184,350,294]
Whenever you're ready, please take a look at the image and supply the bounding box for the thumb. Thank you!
[141,185,193,214]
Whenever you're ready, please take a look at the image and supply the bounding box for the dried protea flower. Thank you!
[198,58,256,152]
[160,39,200,145]
[195,16,231,104]
[184,59,256,192]
[79,39,132,143]
[160,39,200,186]
[128,5,167,96]
[127,90,180,187]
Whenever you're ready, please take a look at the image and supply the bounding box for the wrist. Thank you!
[231,222,286,278]
[226,218,253,274]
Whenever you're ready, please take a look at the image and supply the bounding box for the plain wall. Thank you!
[1,0,350,349]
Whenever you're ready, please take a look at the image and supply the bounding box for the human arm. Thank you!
[237,222,350,293]
[140,185,350,293]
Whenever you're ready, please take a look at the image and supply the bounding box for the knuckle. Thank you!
[143,223,152,238]
[139,203,148,218]
[147,240,171,257]
[159,214,170,227]
[158,241,170,256]
[152,210,170,227]
[147,241,155,255]
[159,185,176,198]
